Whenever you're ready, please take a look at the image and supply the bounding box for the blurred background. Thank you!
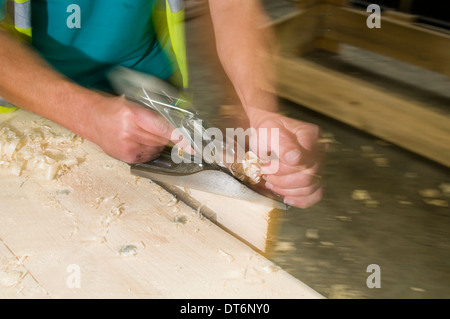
[184,0,450,298]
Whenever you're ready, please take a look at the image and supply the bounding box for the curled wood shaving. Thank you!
[229,151,264,185]
[0,124,83,180]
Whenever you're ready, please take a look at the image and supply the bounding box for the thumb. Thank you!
[277,128,303,166]
[251,126,302,165]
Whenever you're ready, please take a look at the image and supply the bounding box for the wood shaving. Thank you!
[365,199,379,208]
[404,172,418,178]
[438,183,450,195]
[423,199,448,207]
[419,189,441,198]
[174,215,188,225]
[118,245,137,257]
[372,157,390,167]
[320,241,335,247]
[273,241,296,252]
[305,229,320,239]
[262,265,280,274]
[218,249,234,263]
[0,270,24,287]
[167,197,178,207]
[410,287,426,293]
[335,215,352,222]
[351,190,371,201]
[230,151,264,185]
[0,124,83,180]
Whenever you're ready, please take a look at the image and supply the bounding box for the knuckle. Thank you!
[300,172,316,186]
[120,145,138,163]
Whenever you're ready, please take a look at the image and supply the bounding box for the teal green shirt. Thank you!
[0,0,5,22]
[29,0,176,90]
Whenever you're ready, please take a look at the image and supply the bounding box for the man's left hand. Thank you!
[249,109,323,209]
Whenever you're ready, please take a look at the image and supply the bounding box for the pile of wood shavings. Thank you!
[230,151,265,185]
[0,122,83,180]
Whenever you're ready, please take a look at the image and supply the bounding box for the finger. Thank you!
[261,158,315,176]
[283,187,323,209]
[133,106,175,141]
[265,181,321,198]
[264,164,320,189]
[128,125,171,147]
[282,118,321,152]
[132,146,165,163]
[249,125,300,165]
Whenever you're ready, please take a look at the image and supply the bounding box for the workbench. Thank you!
[0,109,321,299]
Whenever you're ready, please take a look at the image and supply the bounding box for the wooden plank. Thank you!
[163,184,282,254]
[384,10,418,24]
[0,109,321,298]
[273,55,450,167]
[322,5,450,76]
[0,238,49,298]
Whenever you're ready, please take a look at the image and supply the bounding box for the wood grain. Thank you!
[0,109,321,298]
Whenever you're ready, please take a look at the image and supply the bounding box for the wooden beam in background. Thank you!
[273,55,450,167]
[322,6,450,76]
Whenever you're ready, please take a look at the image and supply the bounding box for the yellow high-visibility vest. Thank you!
[0,0,189,113]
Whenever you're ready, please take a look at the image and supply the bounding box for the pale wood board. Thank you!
[0,109,321,298]
[168,185,282,253]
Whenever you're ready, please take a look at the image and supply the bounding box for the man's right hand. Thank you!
[86,94,175,164]
[0,28,175,164]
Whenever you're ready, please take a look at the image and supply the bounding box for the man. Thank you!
[0,0,322,209]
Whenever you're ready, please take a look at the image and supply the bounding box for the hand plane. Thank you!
[107,67,288,210]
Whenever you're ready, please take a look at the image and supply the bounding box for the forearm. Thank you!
[0,29,101,139]
[208,0,278,124]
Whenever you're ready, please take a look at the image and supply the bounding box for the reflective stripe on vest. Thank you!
[152,0,188,88]
[14,0,31,37]
[0,0,6,21]
[0,1,188,112]
[166,0,188,88]
[6,0,188,87]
